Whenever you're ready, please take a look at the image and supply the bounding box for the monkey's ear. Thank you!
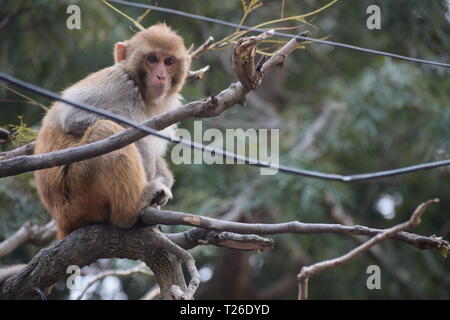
[114,42,128,63]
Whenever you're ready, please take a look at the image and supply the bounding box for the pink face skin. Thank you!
[144,51,177,98]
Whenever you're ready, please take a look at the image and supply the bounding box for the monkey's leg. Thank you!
[80,120,148,229]
[43,120,147,238]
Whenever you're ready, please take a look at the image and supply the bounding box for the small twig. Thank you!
[0,128,10,142]
[157,233,199,300]
[189,36,214,61]
[261,31,311,73]
[140,284,160,300]
[187,65,211,80]
[297,198,439,300]
[0,264,26,283]
[0,141,35,160]
[324,192,422,298]
[221,178,262,221]
[76,263,152,300]
[167,228,273,252]
[0,29,302,178]
[291,101,344,155]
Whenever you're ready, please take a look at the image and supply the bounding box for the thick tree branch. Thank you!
[141,207,449,251]
[0,225,188,300]
[0,222,273,299]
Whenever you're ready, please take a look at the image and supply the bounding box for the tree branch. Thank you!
[189,36,214,61]
[187,65,211,80]
[0,142,35,161]
[167,228,273,252]
[0,220,55,257]
[0,222,273,299]
[141,207,449,251]
[76,262,152,300]
[0,225,188,300]
[297,198,439,300]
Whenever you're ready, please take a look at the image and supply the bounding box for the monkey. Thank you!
[34,23,191,239]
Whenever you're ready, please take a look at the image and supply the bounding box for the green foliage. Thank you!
[8,116,38,148]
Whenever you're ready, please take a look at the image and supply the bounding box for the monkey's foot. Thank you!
[144,180,173,207]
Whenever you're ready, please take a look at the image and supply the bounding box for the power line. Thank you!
[107,0,450,68]
[1,72,450,182]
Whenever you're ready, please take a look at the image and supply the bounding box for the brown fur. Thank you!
[34,24,189,239]
[35,119,146,239]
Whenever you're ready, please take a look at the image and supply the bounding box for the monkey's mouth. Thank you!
[147,85,167,97]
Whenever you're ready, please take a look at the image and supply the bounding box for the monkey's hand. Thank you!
[143,179,173,208]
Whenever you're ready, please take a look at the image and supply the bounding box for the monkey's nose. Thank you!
[157,74,166,81]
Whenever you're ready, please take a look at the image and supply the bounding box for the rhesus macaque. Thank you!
[34,24,190,239]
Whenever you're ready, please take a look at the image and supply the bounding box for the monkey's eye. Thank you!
[147,54,158,63]
[164,57,176,66]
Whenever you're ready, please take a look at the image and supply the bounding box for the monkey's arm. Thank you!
[59,105,101,136]
[58,67,140,136]
[141,156,174,208]
[155,155,174,188]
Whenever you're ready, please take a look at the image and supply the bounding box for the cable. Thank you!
[1,72,450,182]
[107,0,450,68]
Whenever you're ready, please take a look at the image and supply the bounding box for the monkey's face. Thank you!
[115,24,190,101]
[142,51,178,99]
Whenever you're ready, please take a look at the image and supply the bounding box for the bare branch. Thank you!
[291,101,344,155]
[0,141,35,161]
[189,36,214,61]
[0,264,26,283]
[141,207,449,250]
[297,199,439,300]
[187,65,210,80]
[76,262,152,300]
[140,284,160,300]
[0,220,55,258]
[166,228,273,252]
[324,193,422,298]
[260,31,311,73]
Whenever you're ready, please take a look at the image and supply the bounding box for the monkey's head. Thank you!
[114,23,191,101]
